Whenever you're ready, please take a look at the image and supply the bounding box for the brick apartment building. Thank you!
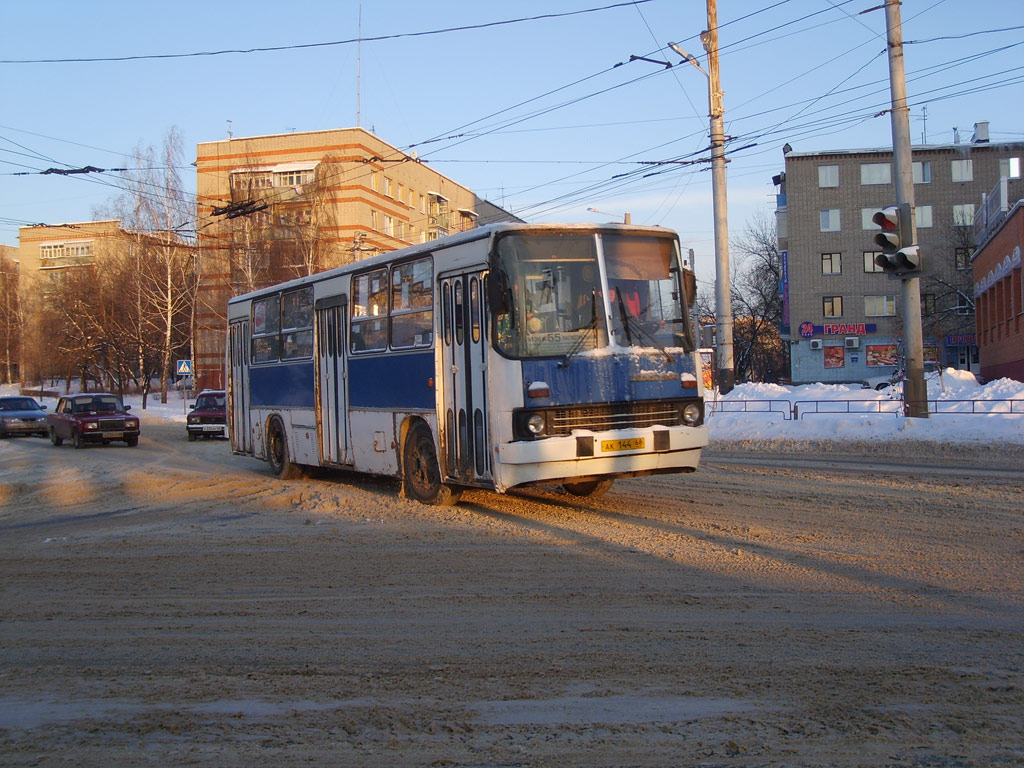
[776,122,1024,384]
[194,127,517,390]
[972,190,1024,382]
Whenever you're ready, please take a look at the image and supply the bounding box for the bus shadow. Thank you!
[455,485,1019,619]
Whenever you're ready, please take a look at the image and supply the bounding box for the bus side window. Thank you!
[351,269,388,353]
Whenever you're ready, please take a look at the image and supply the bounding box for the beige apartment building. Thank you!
[16,220,121,279]
[194,127,517,390]
[776,123,1024,384]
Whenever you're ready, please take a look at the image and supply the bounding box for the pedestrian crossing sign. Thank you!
[176,360,193,376]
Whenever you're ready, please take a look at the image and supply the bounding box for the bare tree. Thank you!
[921,223,976,344]
[96,128,196,405]
[0,253,18,385]
[729,211,787,382]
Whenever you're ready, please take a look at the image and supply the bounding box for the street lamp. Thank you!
[669,31,735,394]
[587,207,632,225]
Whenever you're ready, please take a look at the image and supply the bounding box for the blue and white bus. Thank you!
[226,223,708,505]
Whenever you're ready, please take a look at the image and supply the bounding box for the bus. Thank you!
[226,222,708,505]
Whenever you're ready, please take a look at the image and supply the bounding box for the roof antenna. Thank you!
[356,2,362,127]
[226,120,233,139]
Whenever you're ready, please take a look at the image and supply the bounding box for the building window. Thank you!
[864,251,885,272]
[818,165,839,188]
[862,208,882,230]
[820,209,841,232]
[821,252,842,275]
[913,161,931,184]
[955,247,971,271]
[916,205,933,228]
[999,157,1021,179]
[951,159,973,182]
[823,296,843,317]
[276,170,311,187]
[860,163,891,185]
[952,204,975,228]
[383,215,394,236]
[865,295,896,317]
[922,293,936,315]
[40,244,65,260]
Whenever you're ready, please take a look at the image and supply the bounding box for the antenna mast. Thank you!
[356,2,362,127]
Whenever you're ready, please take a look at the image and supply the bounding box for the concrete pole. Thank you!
[884,0,928,417]
[704,0,735,394]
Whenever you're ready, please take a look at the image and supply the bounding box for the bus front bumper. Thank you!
[495,424,708,491]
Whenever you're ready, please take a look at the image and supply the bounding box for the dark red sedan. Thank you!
[47,393,140,448]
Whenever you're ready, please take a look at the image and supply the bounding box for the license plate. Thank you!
[202,425,223,431]
[102,431,124,438]
[601,438,645,452]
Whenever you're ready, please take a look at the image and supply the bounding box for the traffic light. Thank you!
[872,203,923,277]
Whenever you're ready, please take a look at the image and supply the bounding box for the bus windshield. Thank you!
[492,231,695,359]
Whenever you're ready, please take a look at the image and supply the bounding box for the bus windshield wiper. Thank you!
[616,288,675,363]
[559,291,600,368]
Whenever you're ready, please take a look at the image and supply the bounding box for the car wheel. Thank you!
[71,430,83,449]
[562,478,614,498]
[187,432,197,442]
[267,417,301,479]
[125,436,138,447]
[50,427,63,447]
[403,422,462,506]
[0,429,7,439]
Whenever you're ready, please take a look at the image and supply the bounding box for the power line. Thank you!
[0,2,651,65]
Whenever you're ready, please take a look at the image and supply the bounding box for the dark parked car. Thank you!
[0,396,48,438]
[47,393,140,448]
[186,390,227,441]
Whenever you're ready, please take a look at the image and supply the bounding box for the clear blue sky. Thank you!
[2,0,1021,288]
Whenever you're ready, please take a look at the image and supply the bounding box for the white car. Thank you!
[861,363,950,390]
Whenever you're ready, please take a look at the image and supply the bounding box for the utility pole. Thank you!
[883,0,928,417]
[704,0,735,394]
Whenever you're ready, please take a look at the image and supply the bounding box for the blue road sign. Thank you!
[176,359,193,376]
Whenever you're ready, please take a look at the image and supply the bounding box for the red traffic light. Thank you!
[872,203,911,254]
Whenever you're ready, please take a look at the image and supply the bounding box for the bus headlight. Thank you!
[682,403,702,425]
[526,413,546,435]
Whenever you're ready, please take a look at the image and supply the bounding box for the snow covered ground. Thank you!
[5,367,1023,446]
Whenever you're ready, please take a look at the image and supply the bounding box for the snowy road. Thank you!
[1,418,1022,766]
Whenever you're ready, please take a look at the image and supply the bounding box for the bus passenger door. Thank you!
[228,319,252,453]
[439,271,492,485]
[315,296,349,466]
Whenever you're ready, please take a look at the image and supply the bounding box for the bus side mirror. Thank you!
[682,269,697,308]
[486,271,509,314]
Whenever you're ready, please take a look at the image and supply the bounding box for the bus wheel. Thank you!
[404,423,462,506]
[267,417,301,480]
[562,478,613,498]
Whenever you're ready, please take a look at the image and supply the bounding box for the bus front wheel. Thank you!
[562,478,614,498]
[403,423,462,506]
[267,417,302,480]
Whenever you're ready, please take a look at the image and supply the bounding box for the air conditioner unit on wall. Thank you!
[845,337,860,349]
[809,339,823,350]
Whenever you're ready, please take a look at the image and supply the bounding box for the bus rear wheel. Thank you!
[404,423,462,506]
[267,417,301,480]
[562,478,614,498]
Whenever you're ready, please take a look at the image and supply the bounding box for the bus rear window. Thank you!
[251,287,313,363]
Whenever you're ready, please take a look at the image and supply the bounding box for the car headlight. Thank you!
[85,421,99,430]
[127,419,139,429]
[188,416,199,424]
[526,413,546,435]
[682,403,702,425]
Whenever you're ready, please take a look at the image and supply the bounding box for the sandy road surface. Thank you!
[1,418,1022,767]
